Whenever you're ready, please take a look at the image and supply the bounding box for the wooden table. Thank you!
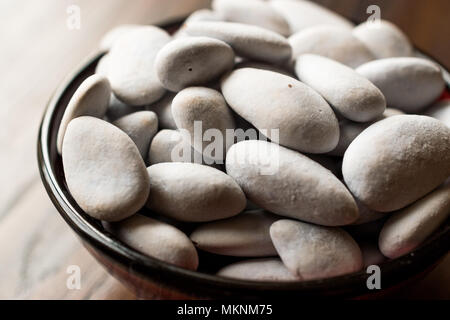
[0,0,448,300]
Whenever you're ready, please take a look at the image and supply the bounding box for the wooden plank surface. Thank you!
[0,0,448,300]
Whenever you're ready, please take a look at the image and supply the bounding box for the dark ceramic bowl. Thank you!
[38,20,450,299]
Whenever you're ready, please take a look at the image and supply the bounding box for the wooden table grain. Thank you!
[0,0,448,300]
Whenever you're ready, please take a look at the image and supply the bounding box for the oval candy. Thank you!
[62,117,150,221]
[343,115,450,212]
[226,140,359,226]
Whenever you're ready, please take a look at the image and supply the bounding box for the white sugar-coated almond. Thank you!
[289,25,375,68]
[57,74,111,154]
[221,68,339,154]
[155,37,234,92]
[270,219,363,280]
[99,24,143,51]
[147,129,217,167]
[62,117,150,221]
[270,0,353,33]
[296,54,386,122]
[212,0,290,36]
[105,215,198,270]
[113,111,158,159]
[353,20,413,59]
[426,100,450,127]
[147,92,177,130]
[357,57,445,113]
[105,94,144,122]
[217,258,299,281]
[146,163,246,222]
[226,140,359,226]
[190,210,279,257]
[172,87,236,161]
[343,115,450,212]
[184,21,292,65]
[379,183,450,259]
[109,26,171,106]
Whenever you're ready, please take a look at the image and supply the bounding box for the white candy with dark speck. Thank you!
[155,37,235,92]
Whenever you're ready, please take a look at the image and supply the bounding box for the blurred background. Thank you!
[0,0,448,299]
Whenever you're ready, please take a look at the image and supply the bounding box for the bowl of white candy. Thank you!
[38,0,450,299]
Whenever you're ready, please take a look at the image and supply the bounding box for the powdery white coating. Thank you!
[295,54,386,122]
[108,26,171,106]
[155,37,235,92]
[425,100,450,127]
[379,183,450,259]
[172,87,236,160]
[289,25,375,68]
[270,0,353,33]
[212,0,290,36]
[113,111,158,159]
[57,74,111,154]
[147,129,218,167]
[105,215,198,270]
[147,92,177,130]
[270,219,363,280]
[217,258,299,281]
[226,140,359,226]
[353,20,413,59]
[62,117,150,222]
[190,210,279,257]
[146,163,246,222]
[99,24,144,51]
[184,21,292,65]
[221,68,339,154]
[357,57,445,113]
[343,115,450,212]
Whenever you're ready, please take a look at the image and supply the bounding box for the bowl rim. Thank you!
[37,20,450,298]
